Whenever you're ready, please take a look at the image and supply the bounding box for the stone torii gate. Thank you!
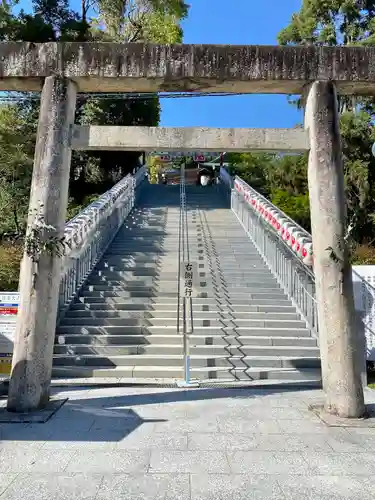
[1,42,372,418]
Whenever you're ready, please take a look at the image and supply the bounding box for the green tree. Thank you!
[226,153,273,197]
[71,0,188,194]
[0,104,34,235]
[271,189,311,232]
[278,0,375,112]
[278,0,375,47]
[267,153,309,197]
[276,0,375,253]
[91,0,188,41]
[0,0,189,289]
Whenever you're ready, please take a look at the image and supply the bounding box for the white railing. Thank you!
[0,166,146,316]
[219,168,375,361]
[231,186,319,337]
[58,166,146,319]
[1,167,147,356]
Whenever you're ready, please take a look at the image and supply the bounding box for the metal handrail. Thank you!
[176,169,183,337]
[176,163,195,385]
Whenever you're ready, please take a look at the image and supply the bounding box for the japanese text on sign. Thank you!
[182,262,195,298]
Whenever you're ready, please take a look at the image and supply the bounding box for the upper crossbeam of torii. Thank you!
[0,42,375,93]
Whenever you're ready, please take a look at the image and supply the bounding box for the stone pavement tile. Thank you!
[277,418,347,435]
[227,450,309,475]
[46,414,96,431]
[97,473,190,500]
[218,405,310,420]
[255,433,334,453]
[188,432,258,451]
[149,450,230,473]
[0,448,39,473]
[0,473,18,495]
[217,417,282,434]
[245,397,310,409]
[277,475,373,500]
[190,474,285,500]
[0,447,74,474]
[153,417,219,433]
[90,414,158,432]
[188,432,335,453]
[345,426,375,435]
[0,423,53,443]
[344,430,375,451]
[40,427,124,450]
[117,431,188,450]
[0,473,103,500]
[303,451,375,475]
[127,400,209,419]
[65,450,150,474]
[24,450,77,473]
[323,429,372,452]
[0,438,45,451]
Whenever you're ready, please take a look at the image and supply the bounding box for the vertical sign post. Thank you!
[178,261,199,388]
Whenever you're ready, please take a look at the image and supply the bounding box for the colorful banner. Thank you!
[0,293,19,316]
[234,178,314,267]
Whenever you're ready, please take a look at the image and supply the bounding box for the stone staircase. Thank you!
[53,183,321,383]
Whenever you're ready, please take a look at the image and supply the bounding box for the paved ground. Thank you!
[0,385,375,499]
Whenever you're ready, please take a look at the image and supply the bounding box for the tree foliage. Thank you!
[243,0,375,263]
[0,0,188,289]
[92,0,188,40]
[278,0,375,47]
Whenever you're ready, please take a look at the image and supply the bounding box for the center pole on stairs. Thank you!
[177,162,199,388]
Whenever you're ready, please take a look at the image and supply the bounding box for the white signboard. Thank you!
[0,293,20,304]
[181,262,198,298]
[0,292,19,354]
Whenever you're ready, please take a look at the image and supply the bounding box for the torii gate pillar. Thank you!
[7,76,77,412]
[305,81,365,418]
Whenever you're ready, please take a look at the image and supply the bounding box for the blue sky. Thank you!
[160,0,304,127]
[18,0,303,128]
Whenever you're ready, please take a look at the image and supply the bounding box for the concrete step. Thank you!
[85,278,183,286]
[56,325,311,337]
[52,365,322,383]
[53,354,320,370]
[76,296,292,306]
[81,284,282,294]
[59,317,307,328]
[63,310,300,321]
[91,270,276,281]
[70,302,296,313]
[54,334,317,347]
[79,289,179,298]
[53,345,320,364]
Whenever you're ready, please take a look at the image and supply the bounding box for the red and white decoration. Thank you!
[234,178,314,267]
